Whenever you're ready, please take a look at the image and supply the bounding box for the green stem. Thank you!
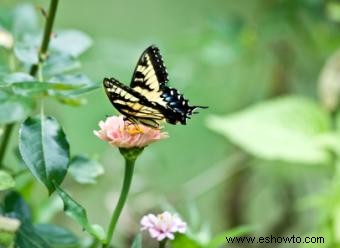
[0,0,60,170]
[0,123,14,168]
[30,0,59,76]
[159,239,167,248]
[103,157,136,247]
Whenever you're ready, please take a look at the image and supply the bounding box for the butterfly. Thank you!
[103,45,207,128]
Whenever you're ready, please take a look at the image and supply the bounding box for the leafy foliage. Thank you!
[19,115,70,194]
[55,185,105,242]
[207,96,333,165]
[68,155,104,184]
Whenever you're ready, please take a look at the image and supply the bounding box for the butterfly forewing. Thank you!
[130,46,169,105]
[104,78,165,127]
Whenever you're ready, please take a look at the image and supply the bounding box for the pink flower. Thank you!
[140,211,187,241]
[94,115,168,148]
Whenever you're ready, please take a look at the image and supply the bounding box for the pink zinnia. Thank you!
[94,115,168,148]
[140,211,187,241]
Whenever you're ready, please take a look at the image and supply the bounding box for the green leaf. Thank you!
[19,115,70,194]
[0,72,35,85]
[172,234,203,248]
[0,91,35,125]
[3,191,32,221]
[12,4,39,37]
[16,221,52,248]
[69,155,104,184]
[131,233,142,248]
[34,224,79,248]
[14,42,39,64]
[48,74,94,87]
[0,170,15,191]
[47,74,98,106]
[10,81,82,96]
[207,96,332,165]
[55,185,105,242]
[51,30,92,57]
[43,53,81,77]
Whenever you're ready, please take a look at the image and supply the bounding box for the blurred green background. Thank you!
[2,0,340,247]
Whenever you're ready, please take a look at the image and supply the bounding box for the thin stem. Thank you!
[0,0,59,170]
[159,239,167,248]
[0,124,14,168]
[30,0,59,76]
[103,158,136,248]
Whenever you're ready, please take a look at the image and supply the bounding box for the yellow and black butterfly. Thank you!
[103,45,207,128]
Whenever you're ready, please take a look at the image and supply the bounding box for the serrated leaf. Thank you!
[19,115,70,194]
[51,30,92,57]
[207,96,332,165]
[0,91,35,124]
[55,185,105,242]
[69,155,104,184]
[131,233,142,248]
[34,224,79,248]
[0,170,15,191]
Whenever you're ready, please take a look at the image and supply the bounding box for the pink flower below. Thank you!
[140,211,187,241]
[94,115,168,148]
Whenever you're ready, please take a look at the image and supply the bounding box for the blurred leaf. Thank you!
[0,91,35,125]
[131,233,142,248]
[43,53,81,77]
[0,170,15,191]
[0,218,18,248]
[11,81,82,96]
[19,115,70,194]
[35,224,80,248]
[3,191,31,222]
[327,2,340,23]
[55,185,105,242]
[36,195,63,223]
[172,234,203,248]
[51,30,92,57]
[207,96,331,165]
[0,72,34,85]
[207,226,253,248]
[3,192,51,248]
[69,155,104,184]
[54,96,87,107]
[12,4,39,37]
[0,231,15,248]
[318,49,340,112]
[47,74,98,106]
[48,74,94,86]
[16,221,52,248]
[14,42,39,64]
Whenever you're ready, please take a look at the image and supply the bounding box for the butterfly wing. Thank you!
[103,78,165,128]
[130,45,168,105]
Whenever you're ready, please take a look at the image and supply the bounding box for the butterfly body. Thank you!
[103,45,207,128]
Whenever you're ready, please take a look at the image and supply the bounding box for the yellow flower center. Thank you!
[124,123,144,135]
